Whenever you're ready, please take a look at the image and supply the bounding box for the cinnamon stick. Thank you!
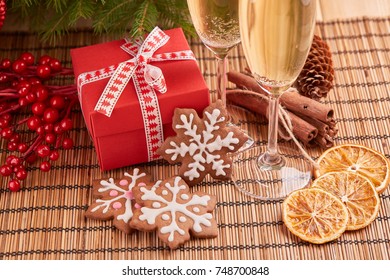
[227,70,334,123]
[295,112,329,136]
[227,71,264,93]
[281,89,334,124]
[226,70,338,148]
[311,133,335,148]
[226,89,318,145]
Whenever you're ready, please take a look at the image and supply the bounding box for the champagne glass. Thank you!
[187,0,254,149]
[233,0,317,200]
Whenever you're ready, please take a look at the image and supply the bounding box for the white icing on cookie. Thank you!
[165,107,239,182]
[91,168,146,224]
[153,202,161,208]
[162,214,170,221]
[138,177,214,242]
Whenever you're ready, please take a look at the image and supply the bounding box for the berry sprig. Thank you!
[0,52,77,192]
[0,0,5,31]
[0,53,73,81]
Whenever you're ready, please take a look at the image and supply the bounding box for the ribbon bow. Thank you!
[95,27,170,117]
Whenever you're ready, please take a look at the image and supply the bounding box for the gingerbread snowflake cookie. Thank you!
[158,100,249,186]
[130,176,218,249]
[85,168,151,234]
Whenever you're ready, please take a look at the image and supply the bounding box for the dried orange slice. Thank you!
[315,144,390,193]
[311,172,380,230]
[282,188,348,244]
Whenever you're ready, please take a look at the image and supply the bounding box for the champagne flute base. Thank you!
[232,144,313,200]
[257,152,286,171]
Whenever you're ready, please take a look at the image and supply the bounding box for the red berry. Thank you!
[11,79,19,88]
[18,143,28,153]
[36,64,51,79]
[17,80,31,90]
[6,155,22,166]
[1,127,13,139]
[29,77,41,86]
[5,155,15,165]
[49,58,62,72]
[13,165,23,173]
[49,150,60,161]
[18,86,30,97]
[60,118,73,131]
[25,153,37,164]
[7,142,18,151]
[43,108,59,123]
[15,169,28,180]
[40,161,51,172]
[32,102,46,116]
[9,134,20,143]
[0,74,9,82]
[44,123,54,133]
[2,113,11,120]
[27,116,41,131]
[0,58,12,69]
[36,126,45,135]
[26,92,37,103]
[36,144,50,158]
[62,138,74,149]
[20,52,35,65]
[50,96,65,110]
[34,85,49,101]
[0,165,13,176]
[8,179,21,192]
[38,55,51,65]
[0,103,9,111]
[0,118,9,128]
[12,60,27,74]
[45,133,56,144]
[53,124,63,134]
[18,97,29,107]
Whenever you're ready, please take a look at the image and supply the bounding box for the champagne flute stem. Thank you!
[216,55,227,108]
[258,94,284,169]
[267,95,279,156]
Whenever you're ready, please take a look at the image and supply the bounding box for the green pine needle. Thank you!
[9,0,197,43]
[130,0,158,38]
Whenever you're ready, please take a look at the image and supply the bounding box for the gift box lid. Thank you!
[70,28,209,138]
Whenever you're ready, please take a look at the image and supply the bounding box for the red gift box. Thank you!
[70,28,210,170]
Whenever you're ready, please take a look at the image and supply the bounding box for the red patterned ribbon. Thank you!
[76,27,195,161]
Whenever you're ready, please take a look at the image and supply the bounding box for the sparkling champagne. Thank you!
[187,0,240,56]
[239,0,317,94]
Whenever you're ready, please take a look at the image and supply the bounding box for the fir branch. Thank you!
[9,0,42,17]
[46,0,68,13]
[8,0,198,43]
[93,0,139,34]
[39,6,73,44]
[156,0,196,37]
[130,0,158,38]
[68,0,95,25]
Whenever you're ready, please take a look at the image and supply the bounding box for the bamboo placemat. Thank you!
[1,17,390,260]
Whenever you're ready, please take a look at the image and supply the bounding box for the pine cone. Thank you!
[0,0,6,30]
[295,35,334,100]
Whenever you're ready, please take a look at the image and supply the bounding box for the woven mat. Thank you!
[1,17,390,260]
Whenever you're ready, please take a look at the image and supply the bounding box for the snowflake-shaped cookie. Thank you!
[158,100,249,186]
[85,168,151,234]
[130,176,218,249]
